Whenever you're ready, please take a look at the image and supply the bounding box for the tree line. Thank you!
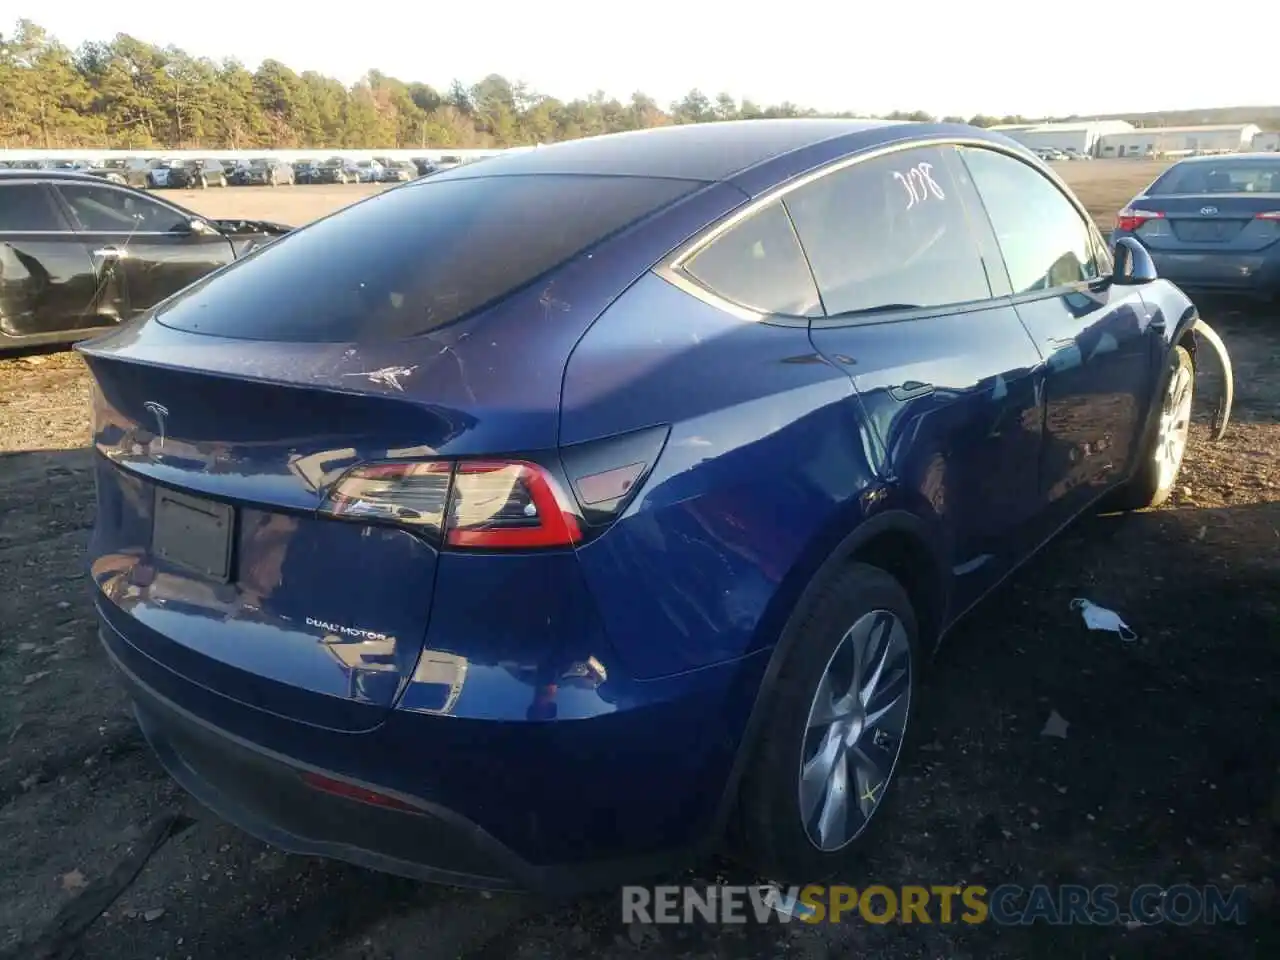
[1,19,1054,151]
[11,18,1247,152]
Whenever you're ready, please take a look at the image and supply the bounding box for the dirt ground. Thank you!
[1,164,1277,960]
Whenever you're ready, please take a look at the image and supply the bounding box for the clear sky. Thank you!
[19,0,1275,119]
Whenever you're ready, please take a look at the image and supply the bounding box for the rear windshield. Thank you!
[155,173,697,342]
[1149,160,1280,194]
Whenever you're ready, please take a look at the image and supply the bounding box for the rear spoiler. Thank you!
[1193,317,1233,441]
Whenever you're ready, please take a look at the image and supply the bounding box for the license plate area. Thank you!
[152,488,234,582]
[1173,220,1241,243]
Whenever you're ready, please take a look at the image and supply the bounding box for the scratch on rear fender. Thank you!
[1192,317,1232,441]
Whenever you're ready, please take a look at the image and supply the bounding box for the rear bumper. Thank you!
[1146,248,1280,294]
[105,631,529,888]
[96,594,767,893]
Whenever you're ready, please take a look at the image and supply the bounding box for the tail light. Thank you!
[318,426,669,549]
[1116,208,1164,232]
[321,458,580,549]
[1255,211,1280,220]
[447,461,580,548]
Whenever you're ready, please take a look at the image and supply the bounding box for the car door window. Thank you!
[55,183,188,234]
[680,199,823,317]
[960,147,1099,295]
[0,184,66,232]
[784,146,992,316]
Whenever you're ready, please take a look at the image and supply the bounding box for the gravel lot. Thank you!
[0,166,1276,959]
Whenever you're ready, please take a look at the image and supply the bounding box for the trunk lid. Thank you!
[83,339,466,732]
[1131,193,1280,252]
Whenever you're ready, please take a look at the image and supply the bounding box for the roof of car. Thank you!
[1174,152,1280,164]
[0,169,116,183]
[424,118,910,183]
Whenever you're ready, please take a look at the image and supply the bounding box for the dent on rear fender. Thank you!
[1192,317,1233,441]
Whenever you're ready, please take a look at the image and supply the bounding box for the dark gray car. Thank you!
[1112,153,1280,298]
[0,170,293,350]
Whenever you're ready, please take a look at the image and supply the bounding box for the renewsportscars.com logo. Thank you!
[621,883,1251,926]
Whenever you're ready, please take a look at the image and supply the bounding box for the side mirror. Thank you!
[1112,236,1157,285]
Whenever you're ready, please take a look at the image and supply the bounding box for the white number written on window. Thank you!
[892,162,946,210]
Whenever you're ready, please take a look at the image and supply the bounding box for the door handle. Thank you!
[888,380,935,401]
[1047,336,1076,348]
[92,246,128,259]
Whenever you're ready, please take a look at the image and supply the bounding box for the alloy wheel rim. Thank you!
[1155,364,1193,492]
[798,610,912,852]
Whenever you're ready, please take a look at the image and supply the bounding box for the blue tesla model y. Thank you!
[82,119,1213,890]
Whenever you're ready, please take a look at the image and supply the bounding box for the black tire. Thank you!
[1109,344,1194,511]
[734,562,919,883]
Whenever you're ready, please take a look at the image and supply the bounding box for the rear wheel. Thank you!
[735,563,917,882]
[1111,345,1194,510]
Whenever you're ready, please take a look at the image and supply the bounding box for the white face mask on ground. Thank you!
[1070,598,1137,642]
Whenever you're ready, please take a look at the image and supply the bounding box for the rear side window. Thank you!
[784,146,991,316]
[680,200,822,316]
[156,174,696,341]
[0,184,65,232]
[960,147,1099,294]
[56,183,189,234]
[1148,160,1280,195]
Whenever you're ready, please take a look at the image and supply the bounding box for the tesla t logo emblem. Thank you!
[1200,206,1218,216]
[143,401,169,448]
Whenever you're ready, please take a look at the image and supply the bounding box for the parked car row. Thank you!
[291,156,451,184]
[1033,147,1092,162]
[0,155,461,188]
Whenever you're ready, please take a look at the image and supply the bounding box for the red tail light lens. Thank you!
[445,460,581,548]
[1255,211,1280,220]
[320,458,581,549]
[1116,208,1164,232]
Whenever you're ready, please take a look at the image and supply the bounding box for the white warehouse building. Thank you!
[1251,131,1280,152]
[1097,124,1262,158]
[989,120,1134,156]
